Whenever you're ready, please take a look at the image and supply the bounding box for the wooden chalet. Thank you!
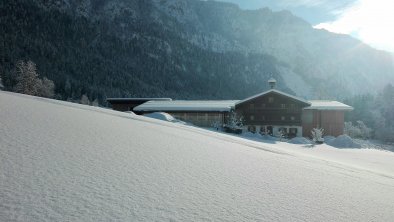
[109,79,353,138]
[235,89,310,137]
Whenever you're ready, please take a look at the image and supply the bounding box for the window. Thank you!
[290,128,297,134]
[261,115,265,121]
[267,126,273,135]
[290,104,295,109]
[250,104,254,109]
[250,115,255,121]
[281,116,285,121]
[281,104,286,108]
[248,125,256,133]
[259,126,266,134]
[268,97,274,103]
[279,127,288,134]
[289,128,298,137]
[290,116,295,121]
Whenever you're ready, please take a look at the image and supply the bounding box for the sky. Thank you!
[218,0,394,52]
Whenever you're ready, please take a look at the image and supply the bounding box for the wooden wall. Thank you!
[302,110,345,137]
[235,92,307,126]
[111,104,134,112]
[168,112,225,127]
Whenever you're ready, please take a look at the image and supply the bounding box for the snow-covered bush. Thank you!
[344,121,371,139]
[211,121,221,131]
[311,128,324,144]
[326,135,362,148]
[277,129,286,141]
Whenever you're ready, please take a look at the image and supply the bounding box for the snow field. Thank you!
[1,91,394,221]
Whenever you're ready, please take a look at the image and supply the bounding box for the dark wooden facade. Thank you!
[235,91,310,137]
[302,110,346,137]
[168,111,227,127]
[107,98,171,112]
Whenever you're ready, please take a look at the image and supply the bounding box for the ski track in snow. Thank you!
[1,91,394,222]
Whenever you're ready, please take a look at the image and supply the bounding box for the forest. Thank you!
[0,0,282,105]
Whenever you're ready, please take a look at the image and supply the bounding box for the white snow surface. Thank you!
[1,91,394,222]
[288,137,312,145]
[143,112,185,124]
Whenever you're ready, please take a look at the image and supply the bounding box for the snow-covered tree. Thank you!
[38,77,55,98]
[14,60,41,95]
[91,98,99,107]
[344,121,371,139]
[80,94,90,105]
[11,60,55,98]
[356,121,371,139]
[344,122,361,138]
[226,110,244,130]
[311,128,324,143]
[0,75,4,89]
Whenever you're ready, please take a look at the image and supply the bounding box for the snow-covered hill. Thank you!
[1,91,394,221]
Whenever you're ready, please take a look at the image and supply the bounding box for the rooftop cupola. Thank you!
[268,78,277,89]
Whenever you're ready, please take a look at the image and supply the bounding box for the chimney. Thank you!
[268,78,277,89]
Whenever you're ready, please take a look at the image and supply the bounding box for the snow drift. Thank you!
[143,112,185,124]
[288,137,312,145]
[326,135,362,148]
[1,91,394,222]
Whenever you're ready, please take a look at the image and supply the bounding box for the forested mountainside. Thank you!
[1,0,393,104]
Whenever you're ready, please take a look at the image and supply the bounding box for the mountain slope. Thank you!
[0,0,284,103]
[1,0,393,103]
[1,91,394,221]
[152,0,394,98]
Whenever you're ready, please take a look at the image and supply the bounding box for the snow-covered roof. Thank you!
[235,89,311,106]
[107,98,172,103]
[134,100,239,112]
[304,100,353,111]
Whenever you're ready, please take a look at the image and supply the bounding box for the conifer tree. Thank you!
[14,60,40,95]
